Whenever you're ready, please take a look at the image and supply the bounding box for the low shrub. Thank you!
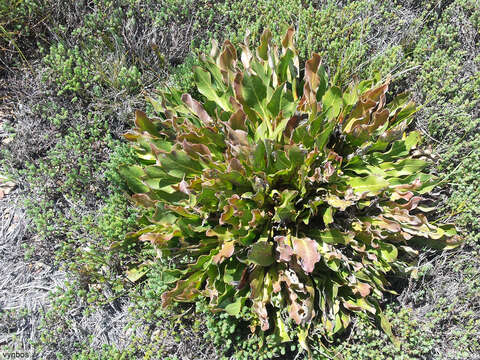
[0,0,46,70]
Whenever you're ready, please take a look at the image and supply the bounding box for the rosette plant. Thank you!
[121,28,460,352]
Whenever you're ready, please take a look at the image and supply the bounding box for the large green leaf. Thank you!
[134,110,160,137]
[248,241,274,266]
[242,72,270,123]
[322,86,343,119]
[272,189,298,223]
[161,271,204,306]
[119,165,148,193]
[309,228,351,245]
[267,83,296,120]
[347,175,389,195]
[158,150,203,176]
[194,66,231,111]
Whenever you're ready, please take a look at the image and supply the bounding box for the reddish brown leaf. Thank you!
[305,53,321,87]
[292,237,321,273]
[161,272,203,307]
[237,266,251,290]
[281,26,295,50]
[397,196,422,210]
[228,108,247,130]
[354,282,372,297]
[361,79,390,105]
[233,72,245,103]
[219,40,237,66]
[274,236,293,262]
[212,241,235,264]
[181,93,213,124]
[375,216,402,232]
[361,108,389,135]
[283,114,300,138]
[228,158,246,174]
[394,178,422,191]
[181,140,212,160]
[132,193,155,207]
[139,232,176,245]
[248,209,264,227]
[387,208,423,226]
[343,301,362,312]
[227,129,249,147]
[219,204,235,225]
[391,190,414,201]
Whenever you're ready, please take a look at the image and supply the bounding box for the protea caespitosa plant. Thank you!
[120,27,460,352]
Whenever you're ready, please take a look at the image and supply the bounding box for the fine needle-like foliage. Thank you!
[120,27,460,353]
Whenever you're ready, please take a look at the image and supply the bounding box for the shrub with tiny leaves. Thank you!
[120,28,460,353]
